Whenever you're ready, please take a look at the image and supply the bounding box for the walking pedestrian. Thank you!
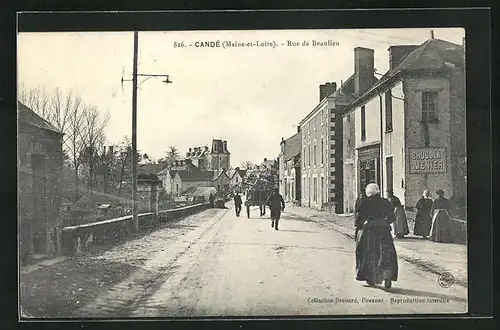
[430,189,453,243]
[414,190,433,239]
[387,190,409,238]
[209,193,215,208]
[233,192,243,217]
[355,183,398,290]
[266,188,285,230]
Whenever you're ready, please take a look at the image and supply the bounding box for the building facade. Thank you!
[278,132,302,203]
[185,146,210,169]
[18,102,64,261]
[208,139,230,171]
[297,47,379,213]
[342,38,466,214]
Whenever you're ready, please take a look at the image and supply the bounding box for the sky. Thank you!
[17,28,464,167]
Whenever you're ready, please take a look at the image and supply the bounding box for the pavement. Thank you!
[284,204,468,288]
[20,198,468,318]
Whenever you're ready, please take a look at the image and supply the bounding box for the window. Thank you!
[303,148,306,168]
[321,138,324,164]
[422,91,438,122]
[385,91,393,132]
[361,105,366,141]
[313,178,317,202]
[313,144,317,166]
[386,157,394,193]
[308,145,311,166]
[320,177,324,204]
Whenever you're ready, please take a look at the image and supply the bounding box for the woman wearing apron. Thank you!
[430,189,453,243]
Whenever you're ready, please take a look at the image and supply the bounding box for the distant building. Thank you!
[278,131,302,203]
[227,167,247,190]
[342,38,465,214]
[185,146,210,169]
[207,139,231,171]
[18,101,64,261]
[212,169,231,193]
[171,165,213,197]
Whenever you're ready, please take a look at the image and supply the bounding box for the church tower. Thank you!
[208,139,231,171]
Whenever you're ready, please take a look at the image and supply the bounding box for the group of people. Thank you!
[354,183,455,290]
[356,187,454,243]
[233,188,285,230]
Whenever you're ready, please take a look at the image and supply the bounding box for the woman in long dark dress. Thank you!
[430,189,453,243]
[355,183,399,290]
[387,190,409,238]
[414,190,433,239]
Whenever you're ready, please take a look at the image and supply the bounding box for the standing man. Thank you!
[267,188,285,230]
[234,192,243,217]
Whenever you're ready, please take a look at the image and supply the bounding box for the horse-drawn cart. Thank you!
[244,178,274,218]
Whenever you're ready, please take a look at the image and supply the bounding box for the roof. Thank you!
[157,167,170,176]
[226,168,247,179]
[17,101,63,135]
[260,159,276,167]
[283,132,302,161]
[176,168,213,182]
[138,163,162,175]
[187,146,209,158]
[347,38,464,111]
[212,169,230,181]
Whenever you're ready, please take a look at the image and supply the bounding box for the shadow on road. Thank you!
[378,287,467,303]
[20,258,145,318]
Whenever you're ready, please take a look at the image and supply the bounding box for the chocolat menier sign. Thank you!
[409,147,447,174]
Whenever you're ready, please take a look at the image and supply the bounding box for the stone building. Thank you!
[207,139,230,171]
[342,37,466,214]
[278,131,302,203]
[298,48,379,213]
[18,101,64,261]
[185,146,210,169]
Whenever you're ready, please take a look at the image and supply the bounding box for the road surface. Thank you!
[74,200,467,317]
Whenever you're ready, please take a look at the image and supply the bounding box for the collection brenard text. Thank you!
[307,297,451,305]
[173,39,340,49]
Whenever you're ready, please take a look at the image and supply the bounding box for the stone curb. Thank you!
[288,211,467,288]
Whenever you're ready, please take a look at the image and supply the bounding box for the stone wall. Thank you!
[60,203,210,256]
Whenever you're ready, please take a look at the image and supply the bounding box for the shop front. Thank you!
[357,144,381,194]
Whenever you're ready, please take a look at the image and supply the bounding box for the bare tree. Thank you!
[80,104,110,194]
[63,97,87,201]
[18,83,52,120]
[116,136,132,195]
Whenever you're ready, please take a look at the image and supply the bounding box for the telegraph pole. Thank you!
[131,31,139,233]
[122,31,172,233]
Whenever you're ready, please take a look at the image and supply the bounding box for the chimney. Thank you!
[223,141,228,153]
[264,158,267,162]
[388,45,419,70]
[430,30,435,39]
[297,125,301,133]
[319,82,337,102]
[354,47,375,97]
